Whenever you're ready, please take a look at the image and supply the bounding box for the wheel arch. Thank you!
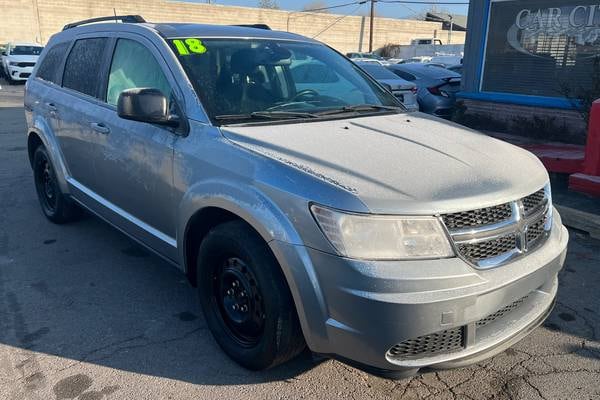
[177,181,329,350]
[26,117,71,194]
[178,180,304,285]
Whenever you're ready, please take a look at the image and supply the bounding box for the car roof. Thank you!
[53,21,318,44]
[154,22,314,41]
[389,63,461,78]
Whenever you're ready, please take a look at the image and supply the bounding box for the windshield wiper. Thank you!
[315,104,403,116]
[215,111,320,122]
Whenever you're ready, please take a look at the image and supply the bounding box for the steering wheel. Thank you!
[291,89,319,102]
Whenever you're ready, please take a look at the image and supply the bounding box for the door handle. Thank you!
[45,102,57,114]
[90,122,110,135]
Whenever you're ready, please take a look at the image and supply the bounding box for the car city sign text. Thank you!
[515,5,598,30]
[505,2,600,55]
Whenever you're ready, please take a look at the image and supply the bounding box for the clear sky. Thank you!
[185,1,469,19]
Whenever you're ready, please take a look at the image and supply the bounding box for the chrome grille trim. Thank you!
[441,185,552,269]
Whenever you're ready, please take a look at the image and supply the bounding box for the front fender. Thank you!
[177,178,304,256]
[177,179,329,350]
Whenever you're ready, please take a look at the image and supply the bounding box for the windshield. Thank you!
[359,64,401,80]
[11,46,43,55]
[169,38,400,124]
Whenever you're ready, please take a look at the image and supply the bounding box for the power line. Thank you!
[301,0,368,13]
[312,3,365,38]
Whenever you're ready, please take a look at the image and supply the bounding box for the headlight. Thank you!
[310,204,454,260]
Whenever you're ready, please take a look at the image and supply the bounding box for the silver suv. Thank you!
[25,16,569,378]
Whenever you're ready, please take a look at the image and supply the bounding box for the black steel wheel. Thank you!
[33,146,80,224]
[212,256,266,347]
[197,220,305,370]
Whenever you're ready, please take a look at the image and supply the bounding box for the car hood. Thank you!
[221,112,548,214]
[6,55,38,63]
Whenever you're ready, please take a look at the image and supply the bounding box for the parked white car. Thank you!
[429,55,463,67]
[1,43,44,83]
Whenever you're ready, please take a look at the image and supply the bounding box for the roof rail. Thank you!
[62,15,146,31]
[233,24,272,30]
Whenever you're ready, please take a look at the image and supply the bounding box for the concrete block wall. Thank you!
[463,99,587,142]
[0,0,465,53]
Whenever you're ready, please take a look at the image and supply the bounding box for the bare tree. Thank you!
[258,0,279,9]
[302,0,329,13]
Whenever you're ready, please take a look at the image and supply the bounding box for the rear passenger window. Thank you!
[63,38,109,97]
[36,42,69,84]
[393,70,416,81]
[106,39,171,106]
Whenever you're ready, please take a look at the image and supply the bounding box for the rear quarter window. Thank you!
[62,38,109,98]
[392,70,416,81]
[36,42,70,85]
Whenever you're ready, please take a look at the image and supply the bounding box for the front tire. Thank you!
[33,146,80,224]
[197,220,305,370]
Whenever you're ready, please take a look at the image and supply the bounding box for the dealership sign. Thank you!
[507,3,600,57]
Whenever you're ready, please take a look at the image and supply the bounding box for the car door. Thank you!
[89,36,179,257]
[55,37,112,194]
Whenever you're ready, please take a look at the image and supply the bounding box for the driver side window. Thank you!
[106,39,172,107]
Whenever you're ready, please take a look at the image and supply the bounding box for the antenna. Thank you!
[113,8,118,23]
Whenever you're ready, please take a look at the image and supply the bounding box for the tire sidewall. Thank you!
[33,146,75,223]
[197,222,296,370]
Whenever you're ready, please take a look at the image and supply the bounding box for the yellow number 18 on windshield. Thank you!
[172,39,207,55]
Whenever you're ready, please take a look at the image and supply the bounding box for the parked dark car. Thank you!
[387,63,461,118]
[447,64,463,75]
[355,61,419,112]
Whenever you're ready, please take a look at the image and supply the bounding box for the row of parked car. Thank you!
[0,40,459,118]
[352,58,462,118]
[0,42,44,83]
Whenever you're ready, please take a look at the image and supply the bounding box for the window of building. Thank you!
[481,0,599,98]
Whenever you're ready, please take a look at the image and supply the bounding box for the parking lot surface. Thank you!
[0,79,599,399]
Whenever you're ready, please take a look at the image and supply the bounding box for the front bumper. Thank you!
[8,66,33,81]
[271,213,568,376]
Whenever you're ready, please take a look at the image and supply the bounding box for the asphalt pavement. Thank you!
[0,79,599,400]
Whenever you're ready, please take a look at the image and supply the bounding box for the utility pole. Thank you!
[448,14,453,44]
[369,0,376,52]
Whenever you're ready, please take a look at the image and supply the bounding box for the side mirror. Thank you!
[117,88,179,127]
[1,51,6,56]
[381,82,393,93]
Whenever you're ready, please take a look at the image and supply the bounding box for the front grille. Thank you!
[388,294,531,362]
[457,234,517,263]
[442,203,512,230]
[388,327,464,360]
[17,62,35,68]
[476,295,529,328]
[526,216,546,248]
[442,186,551,268]
[523,189,546,215]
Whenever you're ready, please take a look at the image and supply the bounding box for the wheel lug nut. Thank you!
[232,304,239,311]
[232,281,238,287]
[226,289,234,296]
[240,291,246,297]
[240,305,248,312]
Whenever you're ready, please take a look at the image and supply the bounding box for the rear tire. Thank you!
[196,220,305,370]
[33,146,80,224]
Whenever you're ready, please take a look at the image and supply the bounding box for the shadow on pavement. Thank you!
[0,211,322,386]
